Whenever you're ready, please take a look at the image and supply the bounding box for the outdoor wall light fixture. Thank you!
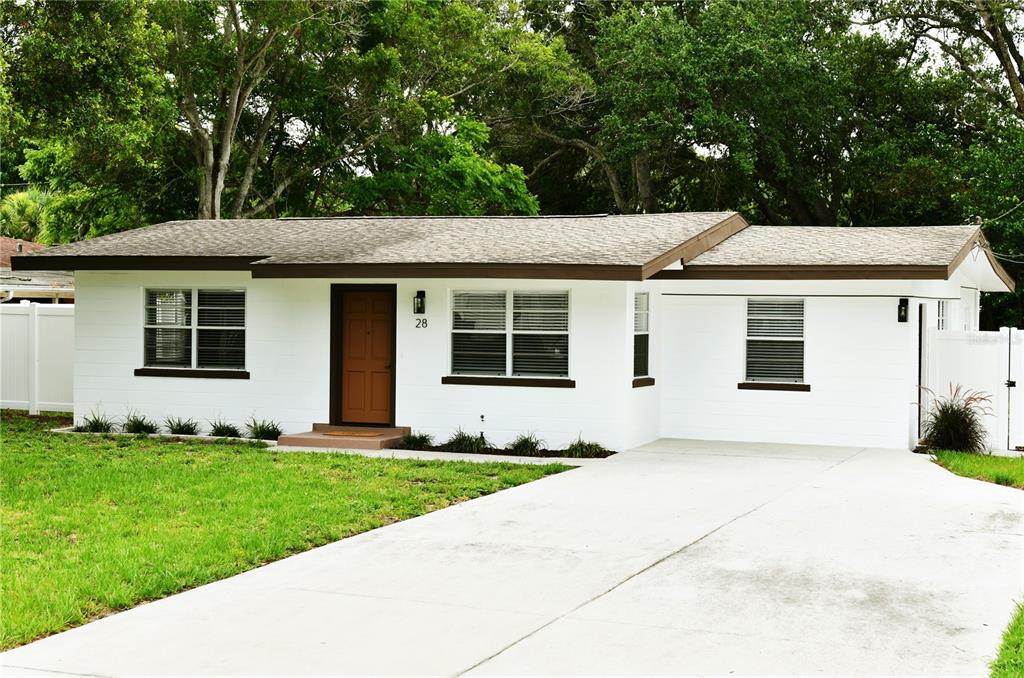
[897,297,909,323]
[413,290,426,314]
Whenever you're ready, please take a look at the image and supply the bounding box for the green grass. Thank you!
[992,604,1024,677]
[932,451,1024,489]
[0,410,568,650]
[931,451,1024,675]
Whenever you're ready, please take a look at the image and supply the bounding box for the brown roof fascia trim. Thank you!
[639,212,749,279]
[652,265,950,280]
[251,262,643,281]
[955,230,1015,292]
[10,255,263,272]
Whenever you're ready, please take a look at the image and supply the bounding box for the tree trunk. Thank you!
[633,151,656,214]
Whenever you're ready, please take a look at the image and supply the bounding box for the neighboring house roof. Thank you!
[10,213,747,280]
[659,223,1013,291]
[0,237,46,267]
[0,237,75,301]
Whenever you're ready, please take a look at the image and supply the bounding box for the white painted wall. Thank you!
[67,265,1004,451]
[72,272,635,448]
[1,302,75,412]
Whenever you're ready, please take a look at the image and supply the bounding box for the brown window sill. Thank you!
[135,368,250,379]
[441,376,575,388]
[632,377,655,388]
[737,382,810,392]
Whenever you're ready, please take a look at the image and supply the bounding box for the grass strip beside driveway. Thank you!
[932,451,1024,489]
[0,411,568,650]
[931,450,1023,675]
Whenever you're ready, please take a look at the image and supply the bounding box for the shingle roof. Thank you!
[21,213,738,268]
[686,224,979,267]
[0,237,46,268]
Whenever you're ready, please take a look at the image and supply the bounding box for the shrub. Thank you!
[921,384,992,453]
[400,432,434,449]
[564,437,611,458]
[208,419,242,438]
[74,411,116,433]
[442,429,491,454]
[506,432,544,456]
[164,416,200,436]
[246,417,283,441]
[122,411,158,435]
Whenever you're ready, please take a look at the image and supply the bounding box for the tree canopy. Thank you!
[2,0,1022,325]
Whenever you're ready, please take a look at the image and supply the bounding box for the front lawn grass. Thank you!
[932,451,1024,489]
[0,410,568,650]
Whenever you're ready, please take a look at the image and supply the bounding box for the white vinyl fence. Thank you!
[926,327,1024,452]
[1,302,74,413]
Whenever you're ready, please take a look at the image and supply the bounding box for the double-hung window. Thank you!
[451,290,569,377]
[144,288,246,370]
[745,298,804,383]
[634,292,650,377]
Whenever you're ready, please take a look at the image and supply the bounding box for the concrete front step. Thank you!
[278,424,411,450]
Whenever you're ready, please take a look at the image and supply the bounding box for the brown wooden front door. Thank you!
[341,291,394,424]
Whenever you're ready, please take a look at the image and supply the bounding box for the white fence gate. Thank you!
[926,327,1024,451]
[1,302,75,413]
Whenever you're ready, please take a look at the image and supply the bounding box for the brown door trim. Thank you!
[330,284,397,427]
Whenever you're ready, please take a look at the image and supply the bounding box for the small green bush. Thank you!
[164,416,200,436]
[400,432,434,449]
[921,384,992,453]
[122,411,158,435]
[564,437,611,458]
[246,417,283,441]
[506,432,544,456]
[208,419,242,438]
[74,411,116,433]
[442,429,491,454]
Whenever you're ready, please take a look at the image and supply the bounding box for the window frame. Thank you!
[142,286,247,371]
[743,297,805,385]
[937,299,947,331]
[633,292,650,379]
[449,289,571,379]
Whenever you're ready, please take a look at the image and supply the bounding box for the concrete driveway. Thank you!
[3,440,1022,676]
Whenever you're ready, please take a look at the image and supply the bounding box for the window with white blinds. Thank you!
[745,298,804,383]
[634,292,649,377]
[451,291,569,377]
[144,288,246,370]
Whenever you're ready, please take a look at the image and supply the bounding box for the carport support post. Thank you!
[28,301,40,415]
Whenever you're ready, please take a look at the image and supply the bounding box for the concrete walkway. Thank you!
[2,439,1022,676]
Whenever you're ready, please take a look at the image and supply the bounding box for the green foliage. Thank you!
[564,437,611,458]
[442,429,492,454]
[163,416,200,436]
[933,450,1024,490]
[506,433,544,456]
[0,189,49,241]
[922,385,993,453]
[74,411,116,433]
[208,419,242,438]
[121,412,158,435]
[992,604,1024,678]
[0,409,566,649]
[399,432,434,450]
[245,418,282,441]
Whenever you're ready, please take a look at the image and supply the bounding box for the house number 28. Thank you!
[415,318,428,328]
